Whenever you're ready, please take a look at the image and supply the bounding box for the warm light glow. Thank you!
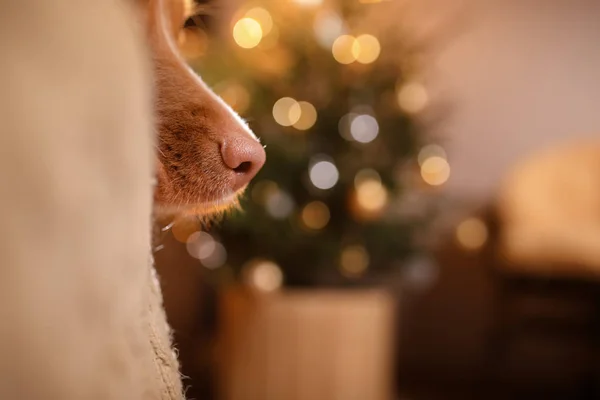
[251,180,279,205]
[456,218,488,251]
[171,218,200,243]
[233,17,263,49]
[309,158,339,190]
[340,245,369,277]
[183,0,196,18]
[418,144,447,166]
[301,201,330,230]
[313,10,344,49]
[293,0,323,6]
[243,259,284,292]
[397,82,429,114]
[214,81,250,114]
[186,231,227,269]
[260,24,279,49]
[354,168,381,187]
[332,35,358,64]
[293,101,318,130]
[265,188,294,219]
[355,34,380,64]
[273,97,301,126]
[338,113,357,141]
[244,7,273,35]
[350,114,379,143]
[356,179,388,212]
[420,156,450,186]
[177,28,209,60]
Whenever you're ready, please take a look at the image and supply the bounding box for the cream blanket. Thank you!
[0,1,183,398]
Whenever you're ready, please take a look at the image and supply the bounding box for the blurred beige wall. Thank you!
[424,0,600,201]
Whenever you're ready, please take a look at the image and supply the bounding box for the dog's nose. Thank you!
[220,136,266,191]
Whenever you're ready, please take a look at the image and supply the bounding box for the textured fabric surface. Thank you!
[0,1,184,398]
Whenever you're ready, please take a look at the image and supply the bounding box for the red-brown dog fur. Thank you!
[140,0,263,218]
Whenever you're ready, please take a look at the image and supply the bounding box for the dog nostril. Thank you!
[234,161,252,174]
[220,136,266,191]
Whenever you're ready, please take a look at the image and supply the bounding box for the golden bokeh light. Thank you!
[293,101,318,130]
[233,17,263,49]
[313,10,344,49]
[456,218,488,251]
[244,7,273,35]
[332,35,358,64]
[171,218,200,243]
[214,81,250,114]
[397,82,429,114]
[420,156,450,186]
[418,144,447,166]
[354,34,380,64]
[301,201,331,230]
[182,0,197,18]
[356,179,388,212]
[259,24,279,49]
[251,180,279,205]
[354,168,381,186]
[340,245,369,278]
[186,231,227,269]
[243,259,284,292]
[293,0,323,6]
[273,97,302,126]
[338,113,356,141]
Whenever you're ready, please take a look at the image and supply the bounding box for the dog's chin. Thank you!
[153,188,245,218]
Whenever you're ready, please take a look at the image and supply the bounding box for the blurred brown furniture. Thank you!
[482,211,600,398]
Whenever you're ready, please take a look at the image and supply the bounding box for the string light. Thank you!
[420,156,450,186]
[233,17,263,49]
[402,256,439,291]
[397,82,429,114]
[293,101,318,130]
[309,156,339,190]
[265,188,295,219]
[213,81,250,114]
[273,97,301,126]
[244,7,273,35]
[251,180,279,205]
[301,201,330,230]
[456,218,488,251]
[356,178,388,212]
[259,24,279,49]
[340,245,369,278]
[331,34,380,65]
[243,259,284,292]
[332,35,358,64]
[338,113,357,141]
[183,0,196,18]
[350,114,379,143]
[354,34,380,64]
[355,168,381,186]
[293,0,323,6]
[186,231,227,269]
[418,144,447,166]
[313,10,344,49]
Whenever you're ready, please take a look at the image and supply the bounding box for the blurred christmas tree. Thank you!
[178,0,448,287]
